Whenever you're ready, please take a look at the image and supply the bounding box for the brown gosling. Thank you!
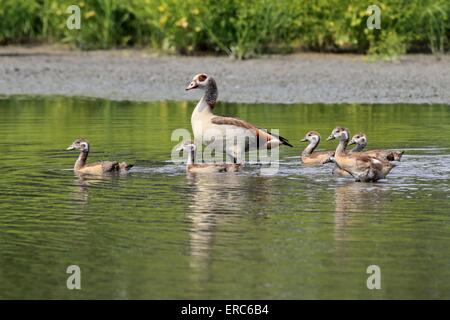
[177,141,241,173]
[333,133,369,177]
[66,138,133,175]
[349,133,404,161]
[300,131,334,165]
[326,127,396,182]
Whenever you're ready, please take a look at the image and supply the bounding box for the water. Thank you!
[0,96,449,299]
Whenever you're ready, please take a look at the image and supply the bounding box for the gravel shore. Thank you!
[0,46,448,104]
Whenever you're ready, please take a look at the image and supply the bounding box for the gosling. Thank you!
[326,127,396,182]
[349,133,404,161]
[177,141,241,173]
[66,138,133,174]
[333,133,368,177]
[300,131,334,165]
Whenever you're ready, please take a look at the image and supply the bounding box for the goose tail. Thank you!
[279,135,294,147]
[395,150,405,161]
[266,130,293,147]
[119,162,134,172]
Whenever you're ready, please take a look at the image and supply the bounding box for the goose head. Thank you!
[301,131,321,144]
[185,73,210,91]
[349,133,367,147]
[67,138,89,152]
[327,127,349,142]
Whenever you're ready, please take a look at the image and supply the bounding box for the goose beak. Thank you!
[348,139,356,145]
[185,81,198,91]
[326,135,335,141]
[322,157,334,164]
[66,145,75,150]
[300,138,307,142]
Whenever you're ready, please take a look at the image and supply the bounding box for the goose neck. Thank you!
[75,150,88,171]
[351,143,366,152]
[204,78,218,108]
[302,139,319,156]
[336,139,348,156]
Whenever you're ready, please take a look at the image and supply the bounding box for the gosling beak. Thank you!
[326,135,335,141]
[66,145,75,150]
[322,157,334,164]
[300,137,307,142]
[348,139,356,145]
[185,81,198,91]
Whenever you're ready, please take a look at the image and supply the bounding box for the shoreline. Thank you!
[0,46,449,104]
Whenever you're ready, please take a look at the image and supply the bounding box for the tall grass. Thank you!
[0,0,448,58]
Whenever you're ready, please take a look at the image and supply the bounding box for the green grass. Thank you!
[0,0,448,58]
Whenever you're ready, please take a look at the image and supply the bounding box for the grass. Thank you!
[0,0,448,58]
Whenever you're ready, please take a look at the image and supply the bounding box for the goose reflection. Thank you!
[184,172,274,282]
[334,183,388,242]
[70,172,119,207]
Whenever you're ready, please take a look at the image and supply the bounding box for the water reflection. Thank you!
[184,172,275,281]
[184,173,243,279]
[334,183,388,239]
[70,172,125,207]
[333,182,390,266]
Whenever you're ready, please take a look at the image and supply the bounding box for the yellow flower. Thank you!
[195,26,201,32]
[158,4,167,13]
[85,11,96,19]
[191,8,200,16]
[176,17,189,29]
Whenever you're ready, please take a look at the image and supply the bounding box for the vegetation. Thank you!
[0,0,448,58]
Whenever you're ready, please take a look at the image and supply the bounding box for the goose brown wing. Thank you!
[211,116,292,147]
[100,161,119,172]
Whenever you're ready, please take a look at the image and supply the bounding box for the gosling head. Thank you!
[67,138,89,152]
[327,127,349,142]
[349,133,367,147]
[301,131,321,144]
[176,140,196,152]
[185,73,212,91]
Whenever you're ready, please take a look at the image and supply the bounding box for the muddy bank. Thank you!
[0,46,448,104]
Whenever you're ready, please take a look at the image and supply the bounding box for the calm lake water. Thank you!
[0,96,449,299]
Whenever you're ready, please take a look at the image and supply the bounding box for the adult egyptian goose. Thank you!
[300,131,334,165]
[177,141,241,173]
[349,133,404,161]
[66,138,133,174]
[186,73,292,163]
[326,127,396,182]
